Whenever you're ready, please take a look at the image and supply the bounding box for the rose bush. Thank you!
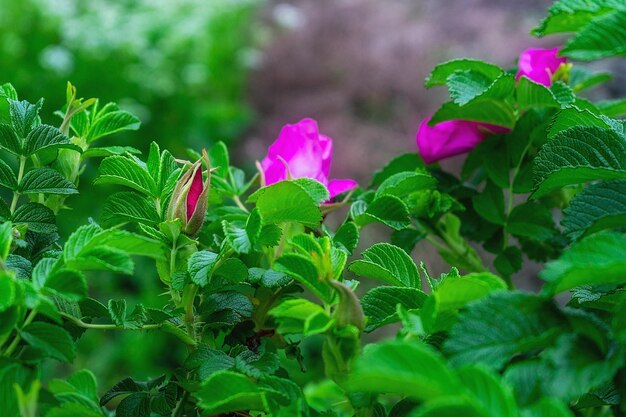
[1,1,626,417]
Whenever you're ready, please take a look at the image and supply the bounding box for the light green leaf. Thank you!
[101,192,160,227]
[516,78,574,110]
[435,273,507,313]
[348,340,462,400]
[448,72,515,106]
[11,202,57,233]
[187,250,219,287]
[195,371,267,415]
[24,124,81,156]
[430,99,516,129]
[95,155,157,196]
[563,180,626,240]
[597,98,626,118]
[0,158,17,190]
[21,321,76,362]
[247,180,322,228]
[18,168,78,195]
[547,108,611,139]
[521,398,575,417]
[85,105,140,143]
[532,127,626,198]
[370,153,425,187]
[274,253,333,303]
[352,195,410,230]
[457,366,518,417]
[425,59,503,87]
[375,171,437,198]
[532,0,620,36]
[269,298,333,336]
[541,232,626,294]
[44,268,88,301]
[81,146,141,159]
[349,243,420,288]
[445,292,565,370]
[0,124,22,155]
[332,221,359,254]
[0,272,15,312]
[561,8,626,60]
[361,286,427,332]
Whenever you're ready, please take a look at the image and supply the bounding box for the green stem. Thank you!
[61,312,162,331]
[232,195,249,213]
[182,284,198,349]
[4,309,37,357]
[171,390,190,417]
[10,156,26,214]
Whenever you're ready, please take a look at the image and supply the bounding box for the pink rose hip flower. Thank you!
[261,118,357,199]
[516,47,567,86]
[416,116,508,164]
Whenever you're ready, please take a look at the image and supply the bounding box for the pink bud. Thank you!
[516,47,567,86]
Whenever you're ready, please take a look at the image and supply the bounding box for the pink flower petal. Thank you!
[186,168,203,220]
[327,178,358,199]
[516,47,566,87]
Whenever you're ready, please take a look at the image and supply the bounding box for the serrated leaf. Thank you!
[472,181,505,225]
[361,286,427,332]
[541,232,626,294]
[21,321,76,362]
[507,202,555,241]
[435,272,507,313]
[350,243,420,288]
[561,8,626,60]
[516,78,574,110]
[349,340,462,400]
[11,202,57,233]
[18,168,78,195]
[425,59,503,87]
[86,107,140,143]
[532,0,621,37]
[597,98,626,118]
[0,158,17,190]
[352,195,410,230]
[81,146,141,159]
[9,98,42,138]
[269,299,333,336]
[532,127,626,198]
[187,250,219,287]
[563,180,626,240]
[95,155,156,196]
[448,72,515,106]
[274,253,333,303]
[333,221,359,254]
[0,124,22,155]
[185,344,235,380]
[195,371,268,415]
[247,180,322,228]
[375,171,437,198]
[457,366,518,417]
[444,292,565,370]
[247,267,291,288]
[547,108,611,139]
[429,99,516,129]
[370,153,425,187]
[24,124,81,156]
[44,268,87,301]
[101,192,160,227]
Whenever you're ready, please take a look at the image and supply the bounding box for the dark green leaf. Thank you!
[21,321,76,362]
[18,168,78,195]
[349,243,420,288]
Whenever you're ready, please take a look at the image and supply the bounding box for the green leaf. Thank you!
[9,98,43,138]
[547,108,611,139]
[101,192,160,227]
[187,250,218,287]
[521,398,575,417]
[108,299,126,326]
[21,321,76,362]
[561,9,626,60]
[85,105,140,143]
[116,392,151,417]
[24,124,81,156]
[445,292,565,370]
[352,195,410,230]
[214,258,248,284]
[348,340,462,400]
[448,72,515,106]
[532,127,626,199]
[100,378,143,406]
[350,243,420,288]
[44,268,88,301]
[81,146,141,159]
[247,267,291,288]
[562,180,626,240]
[270,298,333,336]
[247,180,322,228]
[435,273,507,313]
[506,202,555,241]
[425,59,503,87]
[430,99,516,129]
[361,286,427,332]
[333,221,359,254]
[597,98,626,118]
[516,78,574,110]
[532,0,620,36]
[18,168,78,195]
[222,208,262,254]
[11,202,57,233]
[569,67,612,92]
[292,178,330,204]
[208,141,229,178]
[472,181,505,225]
[0,272,16,312]
[375,171,437,198]
[0,158,17,190]
[95,155,157,196]
[370,153,425,187]
[195,371,267,415]
[541,232,626,294]
[185,344,235,380]
[274,253,333,303]
[0,124,22,155]
[457,366,518,417]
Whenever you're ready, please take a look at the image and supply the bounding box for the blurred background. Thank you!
[3,0,624,396]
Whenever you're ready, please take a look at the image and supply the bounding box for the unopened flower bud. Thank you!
[331,281,365,332]
[167,150,210,235]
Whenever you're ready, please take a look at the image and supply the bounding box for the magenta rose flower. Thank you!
[516,47,566,86]
[261,118,357,199]
[416,116,508,164]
